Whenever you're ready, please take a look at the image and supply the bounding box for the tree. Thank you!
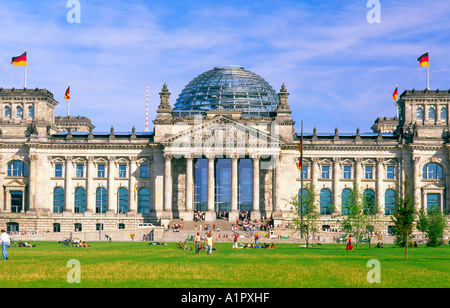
[416,207,429,245]
[426,206,447,247]
[341,182,376,249]
[289,184,320,248]
[390,179,416,260]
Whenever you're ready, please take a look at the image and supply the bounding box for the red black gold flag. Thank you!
[64,86,70,100]
[11,51,27,67]
[392,87,398,101]
[418,52,429,67]
[297,139,302,171]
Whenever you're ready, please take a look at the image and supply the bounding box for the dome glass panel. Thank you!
[173,66,279,112]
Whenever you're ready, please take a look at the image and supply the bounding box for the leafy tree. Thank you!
[426,207,447,247]
[289,184,320,248]
[341,182,378,249]
[416,207,429,245]
[390,179,416,260]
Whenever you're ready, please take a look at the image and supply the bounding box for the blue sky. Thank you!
[1,0,450,134]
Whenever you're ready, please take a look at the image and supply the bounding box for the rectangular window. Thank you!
[76,164,84,178]
[365,166,373,179]
[343,166,352,179]
[386,166,395,179]
[98,164,105,177]
[55,164,63,177]
[140,165,148,178]
[322,166,330,179]
[119,165,127,178]
[302,166,308,179]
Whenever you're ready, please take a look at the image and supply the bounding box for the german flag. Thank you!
[418,52,429,67]
[11,51,27,67]
[392,87,398,101]
[297,139,302,171]
[64,86,70,100]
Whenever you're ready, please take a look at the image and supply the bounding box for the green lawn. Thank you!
[0,241,448,288]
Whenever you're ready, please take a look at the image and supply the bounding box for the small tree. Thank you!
[341,182,366,249]
[416,207,429,245]
[426,207,447,247]
[390,179,416,260]
[289,184,320,248]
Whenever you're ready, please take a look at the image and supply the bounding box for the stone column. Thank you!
[129,157,137,213]
[206,155,216,221]
[332,158,340,215]
[164,154,173,214]
[355,158,362,185]
[64,156,73,213]
[86,157,95,213]
[28,154,38,213]
[412,156,421,210]
[376,158,384,214]
[251,155,261,221]
[272,155,282,222]
[229,155,239,222]
[107,157,116,213]
[184,155,194,221]
[311,158,319,204]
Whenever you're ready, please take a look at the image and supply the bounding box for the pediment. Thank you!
[4,179,26,188]
[161,115,284,150]
[422,182,445,191]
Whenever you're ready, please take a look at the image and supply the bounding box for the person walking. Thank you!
[346,235,354,252]
[254,232,259,245]
[232,232,239,249]
[1,230,10,260]
[205,232,213,255]
[194,232,201,254]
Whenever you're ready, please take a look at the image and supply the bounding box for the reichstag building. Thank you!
[0,65,449,233]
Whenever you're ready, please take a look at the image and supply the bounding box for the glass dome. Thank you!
[173,66,280,112]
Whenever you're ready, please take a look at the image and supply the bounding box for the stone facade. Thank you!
[1,75,449,235]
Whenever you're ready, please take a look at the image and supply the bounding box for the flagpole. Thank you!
[24,50,27,89]
[67,84,71,117]
[300,121,304,239]
[427,51,430,90]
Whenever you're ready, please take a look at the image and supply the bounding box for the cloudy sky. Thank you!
[1,0,450,134]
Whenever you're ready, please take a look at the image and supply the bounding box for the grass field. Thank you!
[0,241,448,288]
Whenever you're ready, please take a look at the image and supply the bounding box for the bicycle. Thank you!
[176,241,192,251]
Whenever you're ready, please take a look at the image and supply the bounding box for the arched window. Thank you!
[5,106,11,118]
[416,107,424,119]
[363,189,375,214]
[117,187,129,213]
[441,107,447,120]
[138,187,150,214]
[385,189,396,215]
[96,187,107,213]
[74,187,86,213]
[422,163,443,179]
[17,106,23,118]
[428,107,436,120]
[53,187,65,213]
[319,189,332,215]
[7,160,28,177]
[341,188,352,215]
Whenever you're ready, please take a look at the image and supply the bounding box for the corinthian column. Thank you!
[229,155,239,222]
[184,155,194,221]
[64,156,73,213]
[206,155,216,221]
[251,155,261,221]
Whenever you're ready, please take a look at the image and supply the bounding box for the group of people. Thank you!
[73,238,90,247]
[193,232,214,255]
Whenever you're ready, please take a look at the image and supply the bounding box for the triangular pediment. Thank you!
[422,182,445,191]
[161,115,284,149]
[3,179,26,188]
